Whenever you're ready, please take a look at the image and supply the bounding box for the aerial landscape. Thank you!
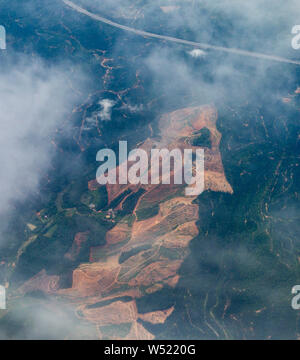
[0,0,299,341]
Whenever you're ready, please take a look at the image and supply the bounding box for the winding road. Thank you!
[63,0,300,66]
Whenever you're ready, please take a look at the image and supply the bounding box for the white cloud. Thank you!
[98,99,115,121]
[120,103,144,113]
[0,56,84,244]
[188,49,207,58]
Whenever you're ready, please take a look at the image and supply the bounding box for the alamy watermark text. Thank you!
[96,141,205,196]
[292,25,300,50]
[0,25,6,50]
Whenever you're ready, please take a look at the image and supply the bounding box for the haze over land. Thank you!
[0,0,299,339]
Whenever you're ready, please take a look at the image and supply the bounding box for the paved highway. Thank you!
[63,0,300,66]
